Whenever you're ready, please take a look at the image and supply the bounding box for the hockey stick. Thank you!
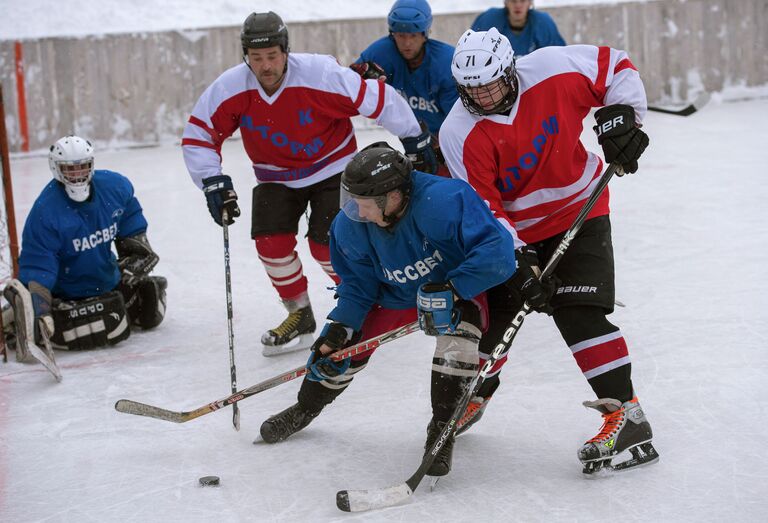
[25,330,62,382]
[647,91,710,116]
[115,321,421,423]
[336,162,623,513]
[5,280,62,381]
[36,324,62,382]
[221,210,240,431]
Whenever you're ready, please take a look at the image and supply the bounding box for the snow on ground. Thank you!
[2,0,655,39]
[1,97,767,522]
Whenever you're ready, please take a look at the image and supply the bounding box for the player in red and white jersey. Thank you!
[440,29,658,474]
[182,12,436,357]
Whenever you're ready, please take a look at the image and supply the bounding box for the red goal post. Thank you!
[0,84,21,361]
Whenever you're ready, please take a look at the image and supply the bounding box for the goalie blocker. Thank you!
[4,276,167,351]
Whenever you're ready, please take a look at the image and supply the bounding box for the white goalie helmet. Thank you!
[48,135,95,202]
[451,28,518,115]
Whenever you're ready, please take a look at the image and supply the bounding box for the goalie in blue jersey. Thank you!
[4,135,166,361]
[259,142,522,478]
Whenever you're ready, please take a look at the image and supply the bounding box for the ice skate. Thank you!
[578,397,659,476]
[456,395,492,436]
[261,300,316,357]
[424,418,455,478]
[259,402,320,443]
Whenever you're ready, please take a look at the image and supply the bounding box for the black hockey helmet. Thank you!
[342,142,413,197]
[340,142,413,224]
[241,11,289,55]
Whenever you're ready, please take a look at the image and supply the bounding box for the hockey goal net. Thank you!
[0,84,20,360]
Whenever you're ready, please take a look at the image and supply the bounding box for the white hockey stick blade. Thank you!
[27,342,62,382]
[336,483,413,512]
[647,91,710,116]
[114,400,186,423]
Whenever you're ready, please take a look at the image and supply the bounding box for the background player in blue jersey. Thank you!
[4,136,166,360]
[352,0,458,176]
[472,0,565,56]
[259,143,517,477]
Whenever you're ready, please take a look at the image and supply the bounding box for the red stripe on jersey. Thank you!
[370,82,386,119]
[353,79,367,109]
[572,334,629,374]
[188,115,214,135]
[595,46,611,92]
[614,58,637,74]
[181,138,217,149]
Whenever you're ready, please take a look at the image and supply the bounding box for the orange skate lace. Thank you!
[587,408,625,444]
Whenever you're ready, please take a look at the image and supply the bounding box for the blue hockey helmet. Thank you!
[388,0,432,34]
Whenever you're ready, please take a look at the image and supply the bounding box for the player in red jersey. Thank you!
[182,12,436,356]
[440,28,657,474]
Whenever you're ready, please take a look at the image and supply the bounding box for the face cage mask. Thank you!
[457,67,519,116]
[55,159,94,202]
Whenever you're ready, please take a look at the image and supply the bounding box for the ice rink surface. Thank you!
[1,97,767,522]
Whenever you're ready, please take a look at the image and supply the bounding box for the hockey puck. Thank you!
[199,476,220,487]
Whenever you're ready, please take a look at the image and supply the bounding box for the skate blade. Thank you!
[426,475,441,491]
[582,443,659,478]
[261,333,314,357]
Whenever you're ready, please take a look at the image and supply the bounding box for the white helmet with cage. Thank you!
[48,135,95,202]
[451,28,518,115]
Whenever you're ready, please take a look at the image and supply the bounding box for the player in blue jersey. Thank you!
[352,0,458,176]
[472,0,565,56]
[4,136,166,361]
[259,142,517,477]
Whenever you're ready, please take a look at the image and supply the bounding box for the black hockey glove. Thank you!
[202,175,240,226]
[509,246,558,314]
[350,61,387,81]
[593,104,649,175]
[400,122,438,175]
[306,322,353,382]
[115,232,159,286]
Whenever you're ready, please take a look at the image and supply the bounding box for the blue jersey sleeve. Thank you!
[108,171,148,238]
[118,192,147,238]
[18,204,61,291]
[416,180,516,299]
[326,217,380,331]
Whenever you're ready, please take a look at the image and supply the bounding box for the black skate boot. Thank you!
[260,402,321,443]
[456,395,492,437]
[578,397,659,476]
[261,299,316,356]
[424,418,455,477]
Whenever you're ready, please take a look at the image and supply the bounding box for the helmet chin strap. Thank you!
[381,194,410,227]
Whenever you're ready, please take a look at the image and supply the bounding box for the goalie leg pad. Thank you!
[121,276,167,329]
[2,279,36,363]
[51,291,130,350]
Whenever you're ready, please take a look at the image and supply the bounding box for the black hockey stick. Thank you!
[336,162,623,513]
[647,91,710,116]
[115,321,421,423]
[221,210,240,431]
